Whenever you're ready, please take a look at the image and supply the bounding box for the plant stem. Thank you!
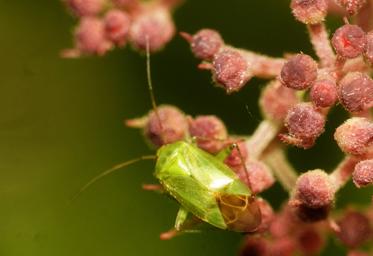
[246,120,280,159]
[262,145,298,192]
[329,156,360,191]
[307,23,335,68]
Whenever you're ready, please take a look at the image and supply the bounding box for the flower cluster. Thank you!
[62,0,181,57]
[63,0,373,255]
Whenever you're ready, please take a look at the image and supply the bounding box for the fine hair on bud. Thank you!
[310,79,338,108]
[294,170,335,209]
[338,72,373,113]
[337,210,372,248]
[332,24,367,59]
[352,159,373,187]
[190,29,224,60]
[212,48,250,93]
[290,0,328,24]
[334,117,373,156]
[280,54,318,90]
[281,103,326,148]
[188,115,228,154]
[335,0,367,16]
[144,105,188,147]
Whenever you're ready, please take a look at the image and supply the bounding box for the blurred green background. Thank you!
[1,1,372,255]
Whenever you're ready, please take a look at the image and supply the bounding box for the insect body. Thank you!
[155,141,261,233]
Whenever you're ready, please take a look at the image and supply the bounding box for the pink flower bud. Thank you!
[184,29,224,60]
[188,115,228,154]
[337,210,372,248]
[297,228,324,255]
[293,204,331,222]
[74,17,113,56]
[294,170,335,209]
[334,117,373,156]
[236,161,275,194]
[352,159,373,187]
[260,81,299,122]
[65,0,104,17]
[269,237,296,256]
[338,72,373,113]
[280,54,318,90]
[332,24,367,58]
[212,49,250,93]
[129,6,175,52]
[104,10,131,47]
[240,237,269,256]
[310,79,338,108]
[144,105,188,147]
[280,103,326,149]
[290,0,328,24]
[256,198,275,233]
[335,0,367,15]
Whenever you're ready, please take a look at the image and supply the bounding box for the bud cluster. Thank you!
[62,0,179,57]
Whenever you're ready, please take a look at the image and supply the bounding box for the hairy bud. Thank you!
[186,29,224,60]
[142,105,188,147]
[239,161,275,194]
[280,103,326,148]
[212,49,250,93]
[335,0,367,15]
[72,17,112,56]
[260,81,299,122]
[290,0,328,24]
[352,159,373,187]
[338,72,373,112]
[334,117,373,156]
[297,228,324,255]
[332,24,367,58]
[337,210,372,248]
[310,79,338,108]
[188,115,228,154]
[280,54,318,90]
[240,237,269,256]
[256,198,275,233]
[65,0,104,17]
[129,6,175,52]
[104,10,131,46]
[269,238,296,256]
[294,170,335,209]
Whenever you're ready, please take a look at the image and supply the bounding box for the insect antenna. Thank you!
[71,155,156,202]
[145,36,165,140]
[232,143,252,191]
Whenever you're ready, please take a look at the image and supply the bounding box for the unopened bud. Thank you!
[188,115,228,154]
[280,103,326,149]
[294,170,335,209]
[335,0,367,15]
[310,79,338,108]
[280,54,318,90]
[212,49,250,93]
[290,0,328,24]
[129,6,175,52]
[104,10,131,46]
[334,117,373,156]
[332,24,367,58]
[338,72,373,112]
[337,210,372,248]
[65,0,104,17]
[352,159,373,187]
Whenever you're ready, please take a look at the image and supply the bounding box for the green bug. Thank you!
[75,40,262,238]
